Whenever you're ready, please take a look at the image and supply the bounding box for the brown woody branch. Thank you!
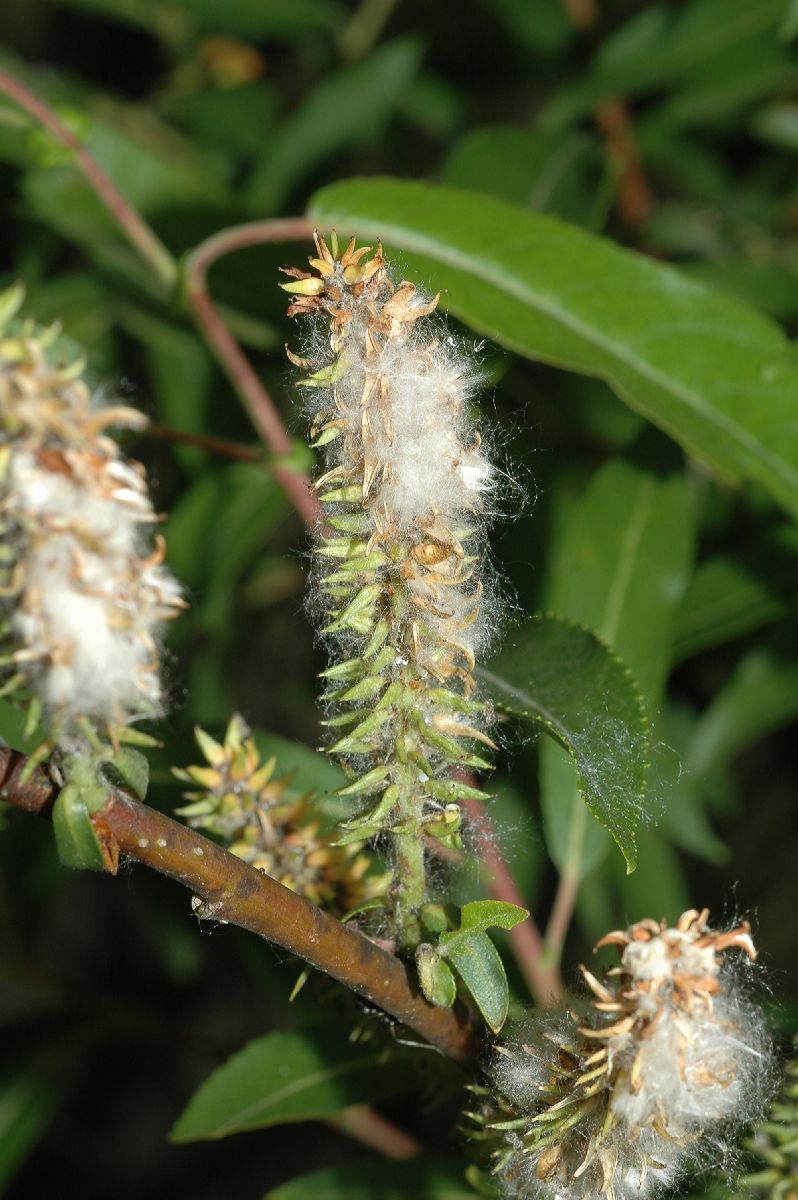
[0,746,480,1064]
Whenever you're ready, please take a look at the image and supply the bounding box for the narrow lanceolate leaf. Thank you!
[170,1030,418,1141]
[309,179,798,521]
[478,614,649,872]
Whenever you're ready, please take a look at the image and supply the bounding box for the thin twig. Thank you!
[461,797,563,1005]
[145,423,262,463]
[338,0,401,61]
[329,1104,422,1158]
[0,70,178,292]
[184,220,321,527]
[544,869,580,966]
[595,96,652,229]
[0,746,480,1064]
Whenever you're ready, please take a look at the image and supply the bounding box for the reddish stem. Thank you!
[0,69,177,291]
[461,797,563,1005]
[329,1104,421,1159]
[544,870,580,966]
[184,220,322,527]
[595,96,652,229]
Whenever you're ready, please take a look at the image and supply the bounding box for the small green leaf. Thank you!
[442,931,510,1035]
[51,783,109,872]
[100,747,149,802]
[439,900,528,949]
[478,614,649,872]
[265,1157,478,1200]
[170,1029,418,1141]
[416,944,457,1008]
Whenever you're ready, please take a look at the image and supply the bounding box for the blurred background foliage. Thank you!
[1,0,797,1196]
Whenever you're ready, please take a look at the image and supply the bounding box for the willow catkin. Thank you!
[283,233,498,949]
[0,285,182,745]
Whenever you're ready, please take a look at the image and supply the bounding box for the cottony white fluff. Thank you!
[6,445,181,725]
[483,911,776,1200]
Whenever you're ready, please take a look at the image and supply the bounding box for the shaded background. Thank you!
[1,0,797,1195]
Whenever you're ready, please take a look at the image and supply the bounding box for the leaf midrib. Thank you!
[186,1053,385,1136]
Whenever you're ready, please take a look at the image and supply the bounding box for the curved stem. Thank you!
[0,746,480,1064]
[184,219,321,528]
[0,69,178,292]
[0,70,319,526]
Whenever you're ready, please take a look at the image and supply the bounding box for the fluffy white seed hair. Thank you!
[485,910,776,1200]
[6,441,181,726]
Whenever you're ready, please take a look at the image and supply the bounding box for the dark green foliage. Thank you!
[1,1,798,1197]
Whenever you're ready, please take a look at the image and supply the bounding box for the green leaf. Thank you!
[119,308,213,473]
[170,1029,418,1141]
[441,125,596,223]
[247,40,423,212]
[265,1158,477,1200]
[480,0,570,52]
[416,944,457,1008]
[101,747,149,802]
[544,458,695,703]
[686,638,798,777]
[0,698,44,756]
[441,930,510,1035]
[163,463,289,634]
[439,900,528,948]
[608,827,691,926]
[0,1067,58,1192]
[673,525,798,660]
[181,0,346,38]
[478,614,649,872]
[539,0,785,128]
[538,457,693,880]
[429,901,528,1031]
[654,704,730,865]
[51,784,110,872]
[308,178,798,522]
